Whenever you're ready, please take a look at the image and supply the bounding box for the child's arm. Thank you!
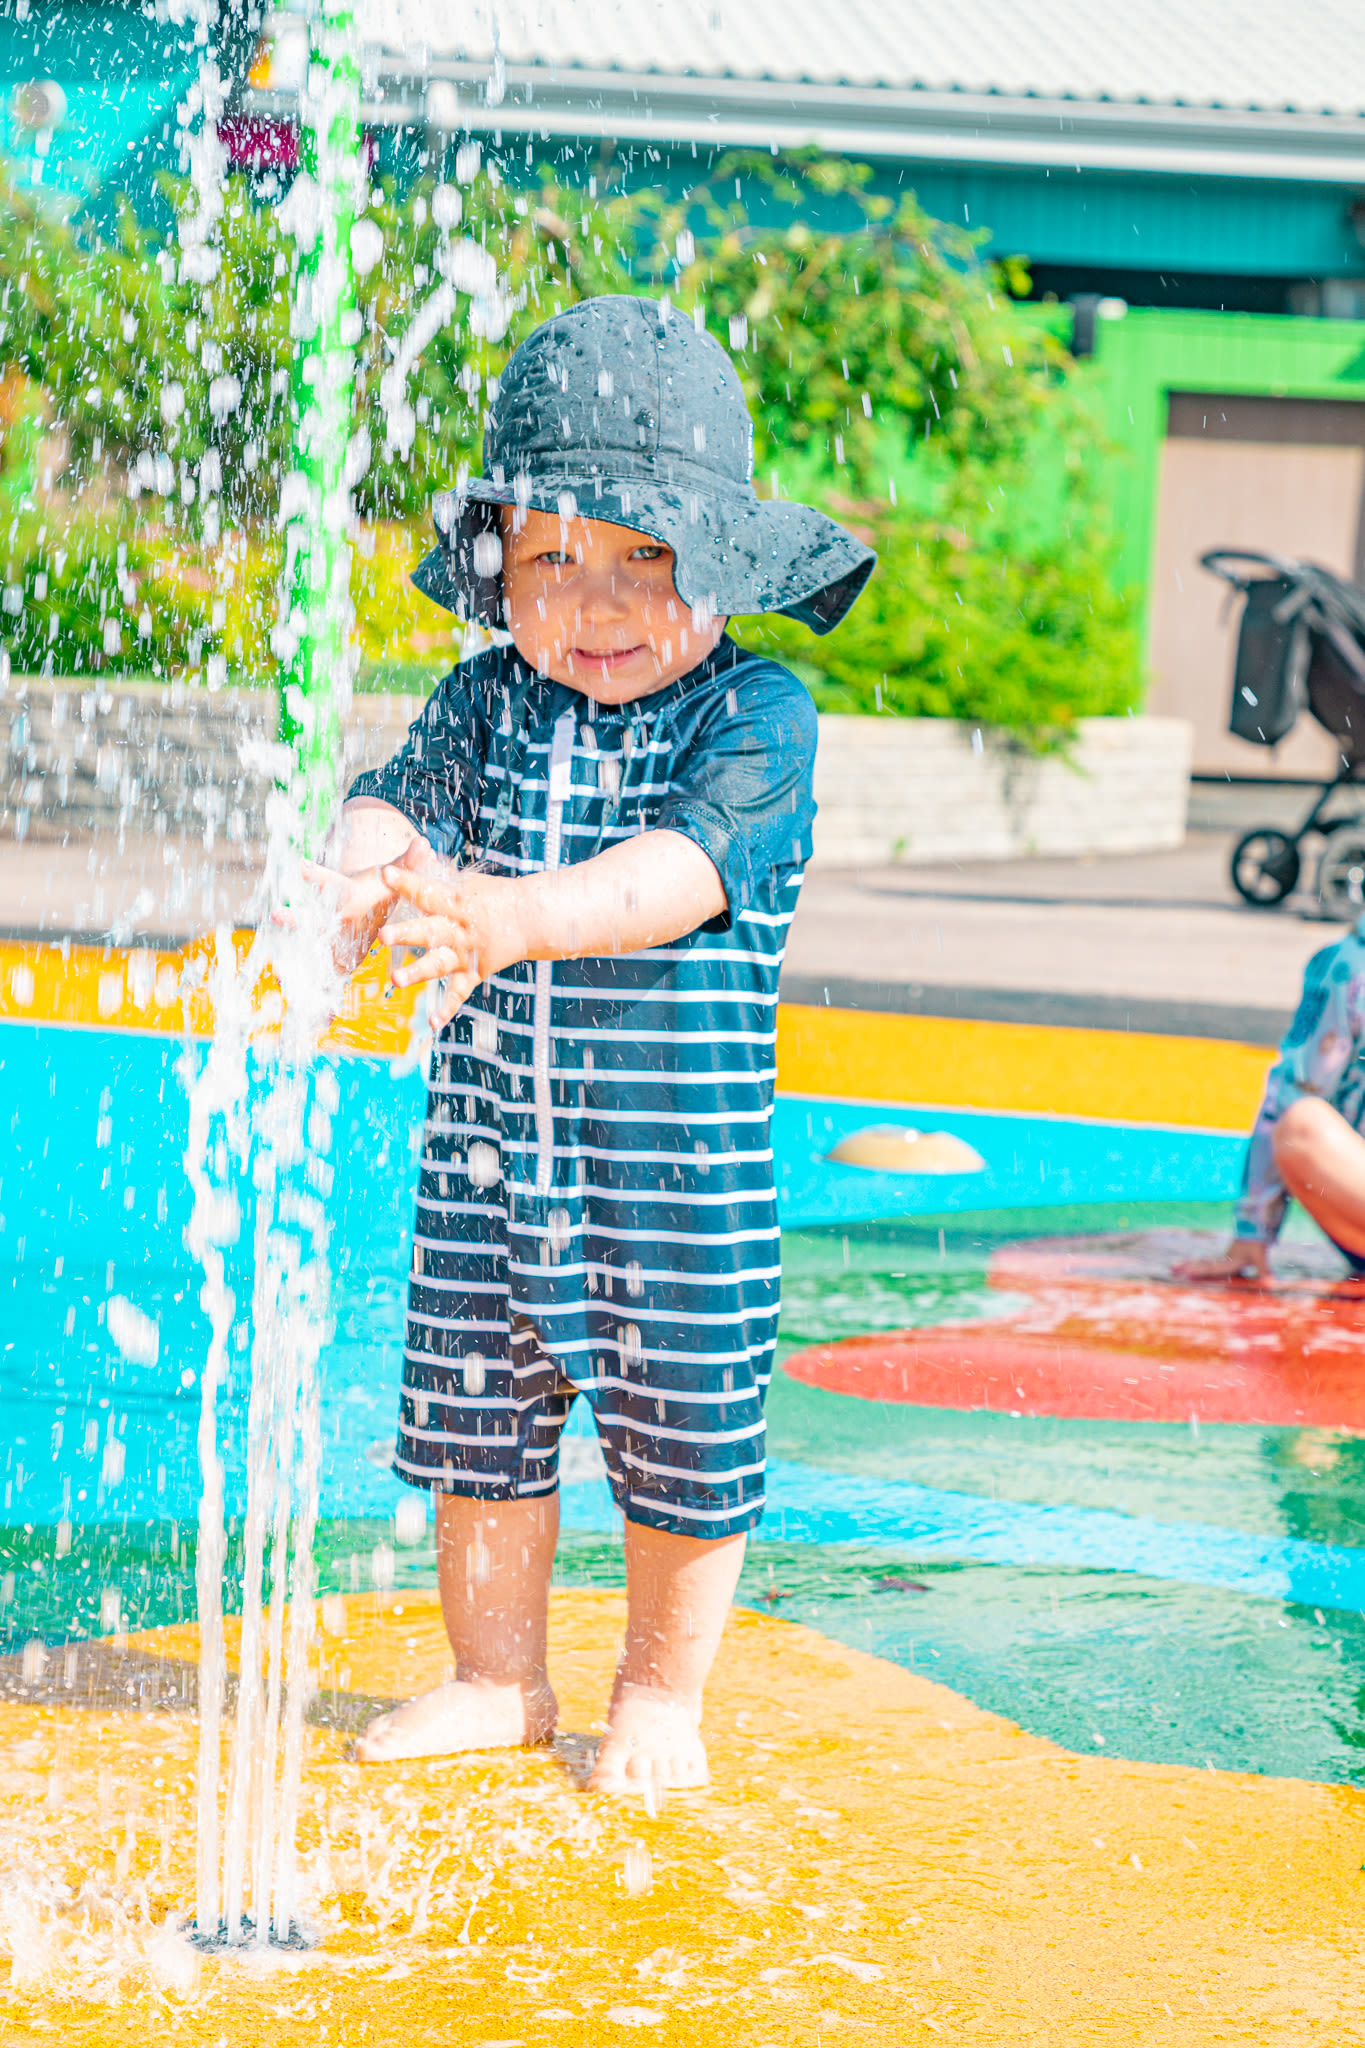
[1179,941,1362,1282]
[379,829,726,1025]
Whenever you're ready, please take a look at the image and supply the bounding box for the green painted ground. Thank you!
[8,1199,1365,1782]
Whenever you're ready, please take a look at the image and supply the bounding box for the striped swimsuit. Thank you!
[349,634,817,1538]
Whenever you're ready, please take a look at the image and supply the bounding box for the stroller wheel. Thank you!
[1317,824,1365,921]
[1230,827,1300,906]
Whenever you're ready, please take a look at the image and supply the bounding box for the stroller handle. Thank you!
[1200,547,1304,589]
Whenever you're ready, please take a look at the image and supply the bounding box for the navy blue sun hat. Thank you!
[413,294,875,634]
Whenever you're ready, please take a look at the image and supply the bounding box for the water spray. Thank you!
[274,0,362,856]
[181,0,361,1956]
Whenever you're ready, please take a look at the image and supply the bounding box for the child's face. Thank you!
[499,506,727,704]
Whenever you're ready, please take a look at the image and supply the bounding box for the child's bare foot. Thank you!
[355,1676,557,1763]
[589,1683,709,1795]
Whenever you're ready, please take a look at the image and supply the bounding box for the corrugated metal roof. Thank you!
[368,0,1365,121]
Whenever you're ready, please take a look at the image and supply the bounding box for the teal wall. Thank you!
[575,150,1365,283]
[0,1,250,223]
[444,140,1365,284]
[899,165,1365,280]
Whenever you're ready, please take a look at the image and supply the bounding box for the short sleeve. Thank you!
[657,658,818,927]
[1233,937,1365,1242]
[346,664,490,860]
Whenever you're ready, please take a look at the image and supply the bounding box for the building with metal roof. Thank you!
[9,0,1365,777]
[8,1,1365,311]
[261,0,1365,316]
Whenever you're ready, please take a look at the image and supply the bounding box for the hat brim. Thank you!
[412,476,875,636]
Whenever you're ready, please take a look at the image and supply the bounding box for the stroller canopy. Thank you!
[1202,549,1365,760]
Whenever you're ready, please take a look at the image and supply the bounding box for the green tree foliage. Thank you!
[0,149,1138,735]
[662,153,1056,492]
[735,502,1139,733]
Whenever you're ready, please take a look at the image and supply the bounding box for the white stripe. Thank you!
[482,941,786,977]
[548,1222,780,1249]
[629,1491,764,1525]
[507,1142,773,1170]
[527,1351,774,1382]
[412,1230,509,1252]
[601,1415,765,1448]
[426,1090,769,1130]
[501,1179,776,1209]
[392,1453,560,1497]
[406,1311,512,1334]
[501,1256,782,1286]
[620,1449,767,1483]
[442,1010,779,1050]
[404,1389,519,1412]
[413,1273,513,1296]
[510,1294,779,1328]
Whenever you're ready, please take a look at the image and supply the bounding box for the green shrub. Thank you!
[0,147,1139,738]
[733,508,1139,741]
[1,507,213,677]
[732,409,1141,745]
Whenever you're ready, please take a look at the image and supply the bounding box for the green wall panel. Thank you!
[1089,309,1365,647]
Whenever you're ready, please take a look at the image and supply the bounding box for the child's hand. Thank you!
[380,859,525,1027]
[1173,1239,1270,1285]
[299,846,428,975]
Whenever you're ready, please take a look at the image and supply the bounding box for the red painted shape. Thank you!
[221,117,299,172]
[783,1230,1365,1427]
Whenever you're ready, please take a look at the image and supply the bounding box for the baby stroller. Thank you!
[1201,549,1365,917]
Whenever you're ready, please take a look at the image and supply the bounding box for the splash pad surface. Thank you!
[785,1229,1365,1428]
[11,973,1365,2030]
[4,1589,1365,2047]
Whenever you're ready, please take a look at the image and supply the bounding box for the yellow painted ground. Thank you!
[1,1591,1363,2045]
[778,1001,1274,1132]
[0,932,416,1057]
[2,934,1275,1128]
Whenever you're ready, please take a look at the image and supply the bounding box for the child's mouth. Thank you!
[574,644,645,671]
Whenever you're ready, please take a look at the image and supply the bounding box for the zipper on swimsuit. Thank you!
[534,709,577,1197]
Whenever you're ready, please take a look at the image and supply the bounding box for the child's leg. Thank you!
[1272,1097,1365,1254]
[356,1491,559,1762]
[590,1522,747,1792]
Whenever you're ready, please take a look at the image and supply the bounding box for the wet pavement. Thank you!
[783,835,1332,1040]
[0,827,1333,1040]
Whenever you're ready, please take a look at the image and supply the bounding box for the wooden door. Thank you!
[1147,393,1365,779]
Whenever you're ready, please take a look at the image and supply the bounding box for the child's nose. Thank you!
[576,568,630,618]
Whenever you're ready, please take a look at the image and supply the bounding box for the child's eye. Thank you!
[632,544,667,561]
[536,550,573,566]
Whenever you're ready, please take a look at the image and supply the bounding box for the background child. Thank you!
[310,296,873,1792]
[1179,919,1365,1283]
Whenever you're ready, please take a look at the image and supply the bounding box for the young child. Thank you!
[312,295,873,1792]
[1179,919,1365,1283]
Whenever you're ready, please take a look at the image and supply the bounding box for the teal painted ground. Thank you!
[5,1020,1365,1782]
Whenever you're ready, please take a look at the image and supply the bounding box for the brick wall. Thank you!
[0,673,421,846]
[810,715,1193,866]
[1,674,1192,866]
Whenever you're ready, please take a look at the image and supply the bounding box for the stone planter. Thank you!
[809,714,1193,868]
[3,677,1193,870]
[1,673,421,845]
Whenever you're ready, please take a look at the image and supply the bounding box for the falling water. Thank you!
[184,905,342,1947]
[164,0,506,1949]
[177,0,361,1950]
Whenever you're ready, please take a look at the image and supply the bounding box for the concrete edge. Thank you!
[778,973,1289,1046]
